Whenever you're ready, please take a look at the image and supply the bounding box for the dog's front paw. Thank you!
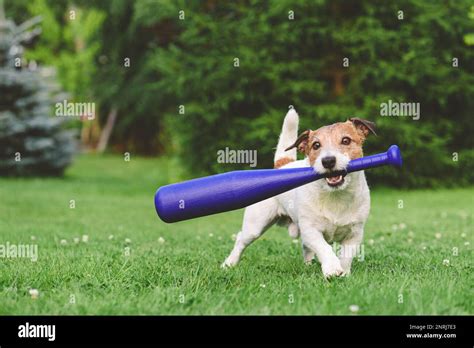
[341,264,352,277]
[341,269,351,277]
[339,259,352,276]
[221,256,239,269]
[321,259,344,279]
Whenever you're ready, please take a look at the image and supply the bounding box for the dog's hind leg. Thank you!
[288,222,299,239]
[222,198,279,268]
[302,243,315,264]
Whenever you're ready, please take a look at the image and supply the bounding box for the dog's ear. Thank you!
[285,129,311,153]
[350,117,377,137]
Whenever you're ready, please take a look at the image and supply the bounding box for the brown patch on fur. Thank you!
[274,157,294,169]
[285,129,311,153]
[350,117,377,137]
[304,121,373,166]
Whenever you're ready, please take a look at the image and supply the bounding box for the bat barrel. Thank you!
[155,145,402,223]
[155,168,320,223]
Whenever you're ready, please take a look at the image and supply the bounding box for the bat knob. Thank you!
[387,145,403,167]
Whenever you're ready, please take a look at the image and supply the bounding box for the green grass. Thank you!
[0,154,472,315]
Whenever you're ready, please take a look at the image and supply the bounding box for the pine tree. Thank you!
[0,0,76,176]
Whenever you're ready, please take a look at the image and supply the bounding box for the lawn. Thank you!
[0,154,472,315]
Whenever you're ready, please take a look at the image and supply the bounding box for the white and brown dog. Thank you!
[222,108,376,278]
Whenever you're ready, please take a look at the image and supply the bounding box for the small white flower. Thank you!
[464,241,470,246]
[73,237,80,244]
[461,233,466,238]
[108,234,114,240]
[368,239,375,245]
[29,289,39,299]
[158,237,165,244]
[422,246,427,250]
[349,304,359,313]
[82,234,89,243]
[292,239,299,244]
[231,234,236,241]
[30,236,36,241]
[209,233,214,237]
[60,239,68,245]
[391,224,398,231]
[407,238,413,243]
[399,223,406,230]
[124,238,131,244]
[435,233,442,239]
[379,236,385,241]
[259,284,266,288]
[442,259,450,266]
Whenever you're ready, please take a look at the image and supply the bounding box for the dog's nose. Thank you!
[321,156,336,169]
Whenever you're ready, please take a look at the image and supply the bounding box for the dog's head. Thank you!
[286,118,376,191]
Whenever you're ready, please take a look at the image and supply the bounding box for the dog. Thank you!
[222,108,376,278]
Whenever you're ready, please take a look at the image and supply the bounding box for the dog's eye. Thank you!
[312,142,321,150]
[341,137,351,145]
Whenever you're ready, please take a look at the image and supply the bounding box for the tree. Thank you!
[0,0,76,176]
[135,0,474,187]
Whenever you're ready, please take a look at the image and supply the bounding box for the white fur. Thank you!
[222,109,370,279]
[274,108,299,163]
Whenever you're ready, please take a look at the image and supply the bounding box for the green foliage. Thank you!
[24,0,105,101]
[136,0,474,187]
[80,0,170,153]
[5,0,473,186]
[464,5,474,45]
[0,6,76,176]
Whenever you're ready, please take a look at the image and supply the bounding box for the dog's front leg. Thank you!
[222,198,278,268]
[299,222,343,279]
[338,224,364,275]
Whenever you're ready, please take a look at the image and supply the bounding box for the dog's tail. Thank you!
[274,108,299,168]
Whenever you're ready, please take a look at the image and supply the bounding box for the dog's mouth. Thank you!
[325,172,347,188]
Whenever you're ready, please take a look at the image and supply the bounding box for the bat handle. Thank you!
[346,145,402,173]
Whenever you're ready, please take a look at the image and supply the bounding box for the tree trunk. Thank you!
[97,107,118,153]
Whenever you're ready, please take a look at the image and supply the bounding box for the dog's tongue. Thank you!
[327,175,342,184]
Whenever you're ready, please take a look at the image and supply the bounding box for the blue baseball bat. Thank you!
[155,145,402,223]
